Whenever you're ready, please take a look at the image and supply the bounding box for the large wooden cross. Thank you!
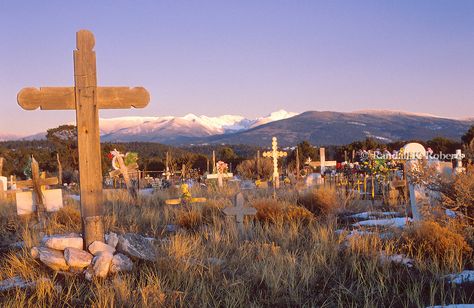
[17,30,150,248]
[262,137,287,189]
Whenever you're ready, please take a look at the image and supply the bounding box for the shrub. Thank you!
[399,220,472,270]
[252,198,313,224]
[176,208,202,230]
[297,186,342,216]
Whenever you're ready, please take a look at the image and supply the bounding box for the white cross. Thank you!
[262,137,287,189]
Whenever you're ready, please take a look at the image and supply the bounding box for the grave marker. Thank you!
[17,30,150,248]
[455,149,465,174]
[262,137,287,189]
[306,148,336,174]
[109,149,139,199]
[56,153,62,185]
[402,142,426,221]
[165,184,206,205]
[296,147,300,179]
[223,192,257,239]
[16,157,60,218]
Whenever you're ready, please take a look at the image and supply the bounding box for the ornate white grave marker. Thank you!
[263,137,287,189]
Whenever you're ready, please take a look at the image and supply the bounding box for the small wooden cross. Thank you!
[16,156,59,220]
[17,30,150,248]
[109,149,139,199]
[223,192,257,238]
[262,137,287,189]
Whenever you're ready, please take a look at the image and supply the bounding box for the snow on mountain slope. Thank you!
[99,110,298,142]
[250,109,298,128]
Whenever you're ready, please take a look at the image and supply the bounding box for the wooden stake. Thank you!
[296,147,300,179]
[56,153,62,185]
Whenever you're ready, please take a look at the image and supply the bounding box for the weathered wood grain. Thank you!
[18,87,149,110]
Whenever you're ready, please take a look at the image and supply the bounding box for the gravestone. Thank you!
[17,30,150,248]
[262,137,287,189]
[402,142,427,221]
[16,189,63,215]
[223,192,257,239]
[16,157,60,219]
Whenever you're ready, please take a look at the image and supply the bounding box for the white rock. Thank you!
[117,233,157,261]
[92,252,113,278]
[446,270,474,285]
[42,234,83,251]
[110,253,133,274]
[0,276,35,292]
[206,257,225,266]
[0,276,53,292]
[105,232,119,248]
[88,241,116,256]
[31,247,40,259]
[38,247,69,271]
[84,266,94,281]
[64,247,93,269]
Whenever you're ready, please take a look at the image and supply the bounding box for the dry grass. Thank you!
[0,186,473,307]
[297,185,347,216]
[398,220,473,271]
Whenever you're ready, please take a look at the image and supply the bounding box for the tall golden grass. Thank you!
[0,185,472,307]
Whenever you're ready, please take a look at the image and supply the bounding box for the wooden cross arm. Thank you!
[262,151,272,158]
[277,151,287,157]
[223,207,257,216]
[16,177,59,189]
[18,87,150,110]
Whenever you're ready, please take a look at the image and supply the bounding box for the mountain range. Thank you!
[2,110,473,146]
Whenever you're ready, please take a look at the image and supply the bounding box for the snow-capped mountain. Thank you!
[3,109,471,146]
[0,133,23,141]
[99,109,298,143]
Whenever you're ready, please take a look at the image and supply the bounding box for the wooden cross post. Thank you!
[17,156,59,221]
[165,152,171,180]
[320,147,326,174]
[263,137,287,189]
[56,153,63,185]
[212,151,216,174]
[17,30,150,248]
[223,192,257,239]
[256,150,261,180]
[109,149,139,200]
[0,157,4,200]
[295,147,300,180]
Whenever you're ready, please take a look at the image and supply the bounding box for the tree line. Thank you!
[1,124,473,182]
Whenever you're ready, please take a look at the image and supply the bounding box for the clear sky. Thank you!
[0,0,473,135]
